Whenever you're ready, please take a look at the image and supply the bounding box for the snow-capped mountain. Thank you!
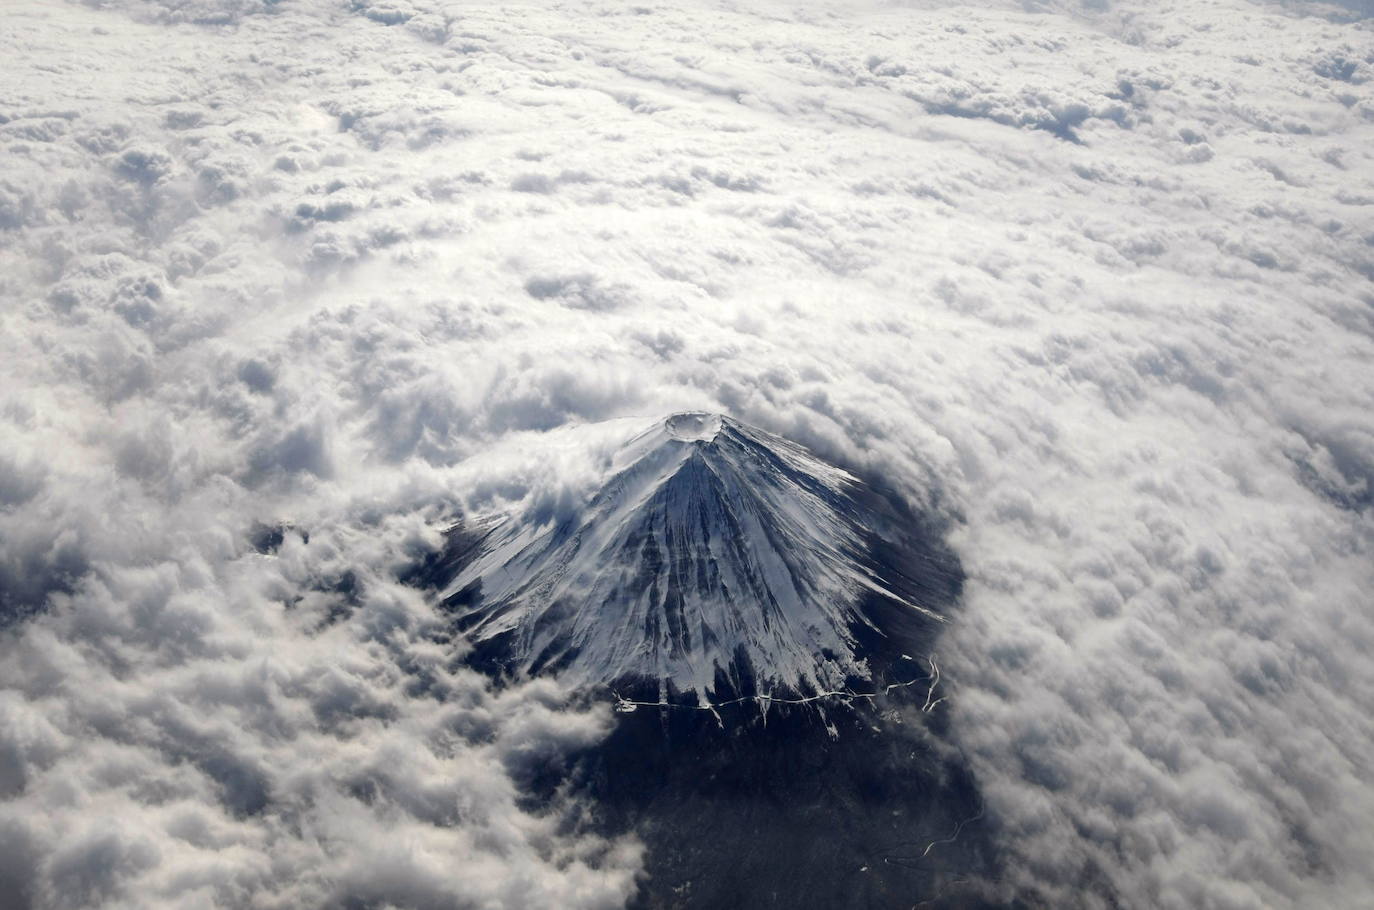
[437,413,960,701]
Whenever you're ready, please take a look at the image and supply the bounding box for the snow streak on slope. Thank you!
[442,414,946,698]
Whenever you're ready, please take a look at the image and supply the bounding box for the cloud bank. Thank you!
[2,0,1372,907]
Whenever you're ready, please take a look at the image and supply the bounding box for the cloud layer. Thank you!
[2,0,1372,907]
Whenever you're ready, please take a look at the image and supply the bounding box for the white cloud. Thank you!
[1,0,1372,906]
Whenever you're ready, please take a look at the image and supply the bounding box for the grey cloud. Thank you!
[249,419,336,480]
[113,146,174,186]
[523,273,630,311]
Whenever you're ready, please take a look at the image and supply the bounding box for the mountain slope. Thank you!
[438,413,960,701]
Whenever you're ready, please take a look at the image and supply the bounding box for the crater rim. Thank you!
[664,411,723,442]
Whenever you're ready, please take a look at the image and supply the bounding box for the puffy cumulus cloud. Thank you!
[0,494,642,909]
[2,0,1373,907]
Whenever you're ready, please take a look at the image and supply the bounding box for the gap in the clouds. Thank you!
[564,691,1010,910]
[1286,425,1374,516]
[399,415,1016,909]
[0,543,87,628]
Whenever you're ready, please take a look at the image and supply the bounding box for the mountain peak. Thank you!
[434,415,961,704]
[663,411,723,442]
